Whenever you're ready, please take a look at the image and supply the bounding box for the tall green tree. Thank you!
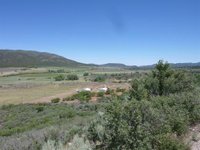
[152,60,171,96]
[145,60,193,96]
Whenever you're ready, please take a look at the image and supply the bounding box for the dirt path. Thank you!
[29,89,76,103]
[27,82,130,104]
[185,124,200,150]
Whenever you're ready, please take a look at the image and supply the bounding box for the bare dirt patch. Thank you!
[185,124,200,150]
[28,82,130,104]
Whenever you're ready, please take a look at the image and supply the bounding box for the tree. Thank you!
[153,60,171,96]
[144,60,193,96]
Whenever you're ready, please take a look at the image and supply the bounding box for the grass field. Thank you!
[0,84,72,104]
[0,67,134,105]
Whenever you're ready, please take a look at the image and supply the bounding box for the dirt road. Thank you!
[28,82,130,103]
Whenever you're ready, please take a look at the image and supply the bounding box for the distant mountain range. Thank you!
[0,49,200,68]
[131,62,200,69]
[101,62,200,69]
[101,63,131,68]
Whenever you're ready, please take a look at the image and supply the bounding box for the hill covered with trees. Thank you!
[0,49,85,67]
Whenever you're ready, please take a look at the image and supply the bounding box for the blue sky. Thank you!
[0,0,199,65]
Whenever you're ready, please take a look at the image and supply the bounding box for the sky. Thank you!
[0,0,199,65]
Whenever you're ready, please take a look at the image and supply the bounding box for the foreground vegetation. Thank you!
[86,60,200,150]
[0,60,200,149]
[0,103,95,137]
[0,103,99,150]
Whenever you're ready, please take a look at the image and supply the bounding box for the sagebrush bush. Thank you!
[83,72,89,76]
[36,106,44,112]
[94,76,105,82]
[97,91,104,97]
[67,74,79,80]
[67,91,92,102]
[42,140,64,150]
[0,103,95,137]
[51,98,60,103]
[54,75,65,81]
[67,134,92,150]
[87,61,200,149]
[41,135,92,150]
[154,134,188,150]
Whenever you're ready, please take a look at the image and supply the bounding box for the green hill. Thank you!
[0,50,84,67]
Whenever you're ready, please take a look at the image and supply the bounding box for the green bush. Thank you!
[70,91,92,102]
[194,73,200,86]
[154,134,188,150]
[36,106,44,112]
[59,110,76,119]
[97,92,104,97]
[63,97,75,101]
[54,74,65,81]
[87,60,200,149]
[130,79,148,101]
[0,103,93,137]
[51,98,60,103]
[144,60,194,96]
[67,74,79,80]
[83,72,89,76]
[94,76,105,82]
[88,97,192,149]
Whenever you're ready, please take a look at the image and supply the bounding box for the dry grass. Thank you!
[0,84,71,105]
[0,82,129,105]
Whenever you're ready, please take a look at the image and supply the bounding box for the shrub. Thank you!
[130,79,148,101]
[97,92,104,97]
[59,110,76,119]
[54,74,65,81]
[195,74,200,85]
[57,69,65,73]
[78,91,92,102]
[67,134,92,150]
[83,72,89,76]
[63,97,75,101]
[70,91,92,102]
[36,106,44,112]
[94,76,105,82]
[48,69,57,73]
[42,135,92,150]
[154,134,188,150]
[144,60,194,96]
[116,87,126,93]
[42,140,64,150]
[51,98,60,103]
[88,88,200,149]
[0,103,93,140]
[67,74,79,80]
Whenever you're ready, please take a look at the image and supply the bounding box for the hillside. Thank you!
[138,62,200,69]
[101,63,130,68]
[0,49,199,69]
[0,50,84,67]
